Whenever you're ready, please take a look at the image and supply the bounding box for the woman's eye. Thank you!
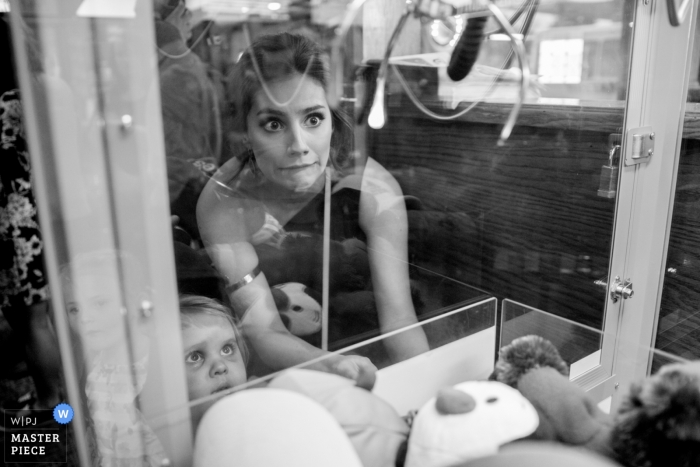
[305,114,324,127]
[263,120,283,131]
[68,305,79,315]
[185,352,202,364]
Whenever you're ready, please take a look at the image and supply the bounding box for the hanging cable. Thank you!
[363,0,530,145]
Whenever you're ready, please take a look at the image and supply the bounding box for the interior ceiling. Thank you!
[187,0,283,22]
[188,0,617,24]
[189,0,345,24]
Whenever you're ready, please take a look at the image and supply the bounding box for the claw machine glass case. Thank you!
[6,0,694,465]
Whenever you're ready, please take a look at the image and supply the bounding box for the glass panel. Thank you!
[163,294,691,466]
[181,296,497,425]
[368,0,633,335]
[5,1,190,465]
[655,8,700,370]
[349,295,496,369]
[502,299,603,378]
[502,302,688,386]
[3,0,640,464]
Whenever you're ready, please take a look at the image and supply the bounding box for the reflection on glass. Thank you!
[368,0,633,334]
[195,31,429,385]
[168,1,637,430]
[417,0,631,104]
[8,0,650,463]
[9,1,187,464]
[656,8,700,366]
[62,250,164,466]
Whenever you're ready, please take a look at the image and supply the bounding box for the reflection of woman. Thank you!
[197,33,428,384]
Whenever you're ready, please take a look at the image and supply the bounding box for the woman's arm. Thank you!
[358,158,430,362]
[196,175,376,387]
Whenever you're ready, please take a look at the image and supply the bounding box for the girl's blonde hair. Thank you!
[178,294,249,364]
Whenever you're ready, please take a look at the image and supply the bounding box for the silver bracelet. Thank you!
[225,266,261,293]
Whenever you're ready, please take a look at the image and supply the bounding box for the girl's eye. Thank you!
[222,344,236,356]
[185,352,202,364]
[263,120,283,132]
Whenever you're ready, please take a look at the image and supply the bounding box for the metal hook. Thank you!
[367,8,412,129]
[364,0,530,144]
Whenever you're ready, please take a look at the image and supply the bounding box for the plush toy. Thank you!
[193,387,363,467]
[609,360,700,467]
[271,282,322,337]
[489,335,613,456]
[268,369,410,467]
[490,335,700,467]
[260,234,424,350]
[404,380,539,467]
[489,334,569,386]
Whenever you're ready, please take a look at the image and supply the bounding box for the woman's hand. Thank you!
[326,354,377,390]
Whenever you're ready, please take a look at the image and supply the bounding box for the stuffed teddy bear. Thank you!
[256,234,378,347]
[404,380,540,467]
[609,360,700,467]
[489,334,570,386]
[260,234,424,351]
[491,335,700,467]
[489,335,613,456]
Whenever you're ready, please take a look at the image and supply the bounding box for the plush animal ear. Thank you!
[492,335,569,388]
[271,286,290,312]
[304,286,322,306]
[279,313,291,331]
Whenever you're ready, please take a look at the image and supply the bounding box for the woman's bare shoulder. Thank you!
[355,157,405,214]
[352,158,408,231]
[333,157,402,197]
[197,159,266,243]
[361,157,404,196]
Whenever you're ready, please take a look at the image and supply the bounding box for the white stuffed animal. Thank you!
[405,380,539,467]
[271,282,322,336]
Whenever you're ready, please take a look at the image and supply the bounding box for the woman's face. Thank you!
[246,73,333,193]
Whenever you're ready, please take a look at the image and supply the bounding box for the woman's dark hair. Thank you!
[154,0,183,20]
[227,32,353,170]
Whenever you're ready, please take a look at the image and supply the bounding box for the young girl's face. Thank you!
[246,73,333,193]
[182,313,247,401]
[64,271,127,352]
